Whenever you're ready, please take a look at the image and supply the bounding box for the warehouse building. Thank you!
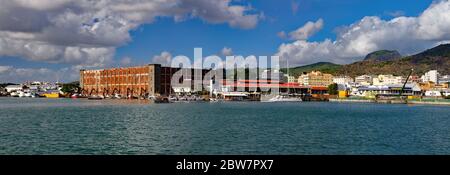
[80,64,212,98]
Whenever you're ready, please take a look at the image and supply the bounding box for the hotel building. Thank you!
[298,71,334,87]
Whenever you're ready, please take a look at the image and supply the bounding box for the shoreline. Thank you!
[2,96,450,106]
[329,98,450,106]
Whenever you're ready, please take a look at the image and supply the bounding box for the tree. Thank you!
[328,83,338,95]
[61,81,80,94]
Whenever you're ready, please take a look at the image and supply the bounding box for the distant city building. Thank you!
[421,70,439,83]
[439,75,450,84]
[4,85,23,93]
[372,74,404,86]
[355,75,373,86]
[287,75,297,83]
[298,71,333,87]
[333,76,354,85]
[408,75,422,83]
[261,69,285,81]
[356,83,422,98]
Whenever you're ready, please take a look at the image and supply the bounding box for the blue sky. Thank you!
[117,0,433,64]
[1,0,448,83]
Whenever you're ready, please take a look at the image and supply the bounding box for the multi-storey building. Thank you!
[333,76,354,85]
[80,64,211,97]
[298,71,333,87]
[355,75,374,86]
[372,74,404,86]
[421,70,439,83]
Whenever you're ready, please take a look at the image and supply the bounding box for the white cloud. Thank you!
[0,65,80,83]
[120,57,132,66]
[221,47,233,56]
[152,51,172,66]
[0,0,261,67]
[0,65,12,74]
[276,0,450,66]
[385,10,405,17]
[288,18,323,40]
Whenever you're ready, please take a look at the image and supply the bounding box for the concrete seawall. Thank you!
[329,99,376,103]
[330,98,450,106]
[408,100,450,106]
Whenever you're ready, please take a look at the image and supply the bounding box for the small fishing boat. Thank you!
[88,95,104,100]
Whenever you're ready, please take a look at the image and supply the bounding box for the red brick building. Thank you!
[80,64,212,97]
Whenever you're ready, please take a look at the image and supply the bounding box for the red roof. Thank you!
[221,80,308,89]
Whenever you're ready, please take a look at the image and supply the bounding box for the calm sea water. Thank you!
[0,97,449,155]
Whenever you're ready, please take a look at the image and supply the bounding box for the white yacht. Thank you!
[262,95,303,102]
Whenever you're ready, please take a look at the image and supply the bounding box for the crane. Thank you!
[399,69,414,96]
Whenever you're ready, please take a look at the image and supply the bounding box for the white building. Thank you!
[333,76,354,85]
[439,75,450,84]
[261,69,284,81]
[421,70,439,83]
[5,85,23,93]
[373,75,404,86]
[355,75,373,86]
[285,75,297,83]
[424,90,442,97]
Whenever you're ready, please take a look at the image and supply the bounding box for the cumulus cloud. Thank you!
[152,51,172,66]
[276,0,450,66]
[385,10,405,17]
[0,0,261,67]
[221,47,233,56]
[0,65,80,83]
[288,18,323,40]
[120,57,132,66]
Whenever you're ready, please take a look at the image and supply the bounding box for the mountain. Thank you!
[336,44,450,77]
[364,50,401,61]
[281,62,342,76]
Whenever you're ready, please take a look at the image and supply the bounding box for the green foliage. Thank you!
[61,81,80,94]
[327,83,338,95]
[281,62,342,77]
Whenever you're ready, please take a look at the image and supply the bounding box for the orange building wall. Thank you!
[80,66,151,97]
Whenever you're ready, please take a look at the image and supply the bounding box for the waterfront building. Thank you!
[298,71,333,87]
[4,85,23,93]
[355,75,373,86]
[287,75,297,83]
[424,90,442,97]
[333,76,354,85]
[219,79,309,95]
[356,83,422,98]
[439,75,450,84]
[408,75,422,83]
[80,64,211,97]
[372,75,404,86]
[421,70,439,83]
[261,69,285,81]
[419,81,449,91]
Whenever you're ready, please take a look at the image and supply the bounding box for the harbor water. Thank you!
[0,98,450,155]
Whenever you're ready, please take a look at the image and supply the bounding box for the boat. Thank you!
[43,93,60,98]
[262,95,303,102]
[113,93,122,99]
[88,95,104,100]
[10,91,19,97]
[18,91,25,98]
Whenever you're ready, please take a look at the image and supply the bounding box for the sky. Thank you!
[1,0,449,83]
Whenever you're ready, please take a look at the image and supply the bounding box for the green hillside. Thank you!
[281,62,342,76]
